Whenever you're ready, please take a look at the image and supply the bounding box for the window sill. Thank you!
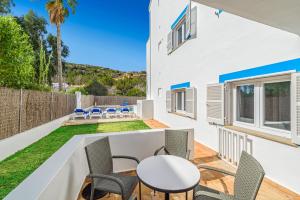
[168,111,195,120]
[168,39,188,55]
[224,126,298,148]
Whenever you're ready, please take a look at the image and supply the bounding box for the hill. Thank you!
[64,63,146,96]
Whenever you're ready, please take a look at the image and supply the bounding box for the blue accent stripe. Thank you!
[219,58,300,83]
[171,82,190,90]
[171,6,188,30]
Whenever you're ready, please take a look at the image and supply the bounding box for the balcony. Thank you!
[3,120,300,200]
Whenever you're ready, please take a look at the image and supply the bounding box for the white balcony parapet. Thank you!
[4,128,194,200]
[218,126,253,166]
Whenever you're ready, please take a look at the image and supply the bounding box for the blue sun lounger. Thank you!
[73,108,89,120]
[89,107,102,119]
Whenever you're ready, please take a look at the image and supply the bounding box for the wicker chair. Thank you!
[194,151,265,200]
[154,129,190,199]
[154,129,190,159]
[85,137,141,200]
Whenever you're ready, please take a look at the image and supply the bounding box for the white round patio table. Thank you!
[136,155,200,200]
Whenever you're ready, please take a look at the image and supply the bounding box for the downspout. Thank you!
[149,9,152,99]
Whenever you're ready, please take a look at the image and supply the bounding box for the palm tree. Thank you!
[46,0,77,91]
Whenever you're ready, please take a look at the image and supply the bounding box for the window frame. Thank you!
[175,89,186,114]
[172,17,187,50]
[259,78,291,135]
[234,83,256,126]
[232,75,292,138]
[158,88,163,97]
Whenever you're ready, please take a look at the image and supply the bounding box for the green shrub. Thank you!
[67,86,88,95]
[0,16,35,88]
[25,83,51,91]
[126,88,146,97]
[84,80,108,96]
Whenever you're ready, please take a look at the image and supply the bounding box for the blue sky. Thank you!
[12,0,150,72]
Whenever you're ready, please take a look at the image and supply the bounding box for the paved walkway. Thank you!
[143,119,169,129]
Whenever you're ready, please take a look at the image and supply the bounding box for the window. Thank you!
[233,75,291,136]
[158,88,163,97]
[166,87,197,119]
[174,19,186,48]
[264,81,290,131]
[175,90,186,113]
[167,5,197,54]
[236,85,254,124]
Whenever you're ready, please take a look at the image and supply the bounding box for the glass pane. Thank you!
[177,92,183,110]
[237,85,254,123]
[177,26,183,45]
[264,81,290,131]
[183,92,186,111]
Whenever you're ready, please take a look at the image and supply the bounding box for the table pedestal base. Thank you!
[165,192,170,200]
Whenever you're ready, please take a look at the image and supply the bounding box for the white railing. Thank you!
[218,127,253,166]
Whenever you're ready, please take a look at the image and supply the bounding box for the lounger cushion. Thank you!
[91,108,102,113]
[75,108,85,113]
[121,108,130,112]
[106,108,116,113]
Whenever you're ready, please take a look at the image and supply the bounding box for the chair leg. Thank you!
[192,189,195,200]
[186,191,188,200]
[139,181,142,200]
[90,185,94,200]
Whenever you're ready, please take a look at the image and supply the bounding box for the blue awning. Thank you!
[171,82,190,90]
[171,6,188,30]
[219,58,300,83]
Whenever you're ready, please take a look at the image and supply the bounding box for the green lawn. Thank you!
[0,120,150,199]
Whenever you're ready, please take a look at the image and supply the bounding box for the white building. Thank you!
[147,0,300,195]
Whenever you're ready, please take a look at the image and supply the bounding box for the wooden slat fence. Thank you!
[0,87,145,140]
[0,87,94,140]
[81,95,95,108]
[0,88,20,139]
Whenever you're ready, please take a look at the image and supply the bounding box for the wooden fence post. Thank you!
[18,89,23,133]
[66,94,69,115]
[50,92,53,120]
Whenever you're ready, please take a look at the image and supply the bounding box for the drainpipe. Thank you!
[149,8,152,99]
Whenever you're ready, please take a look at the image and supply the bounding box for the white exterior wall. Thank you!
[147,0,300,194]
